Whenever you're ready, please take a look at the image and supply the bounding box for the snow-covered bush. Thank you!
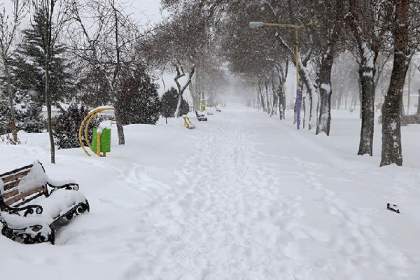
[15,90,44,133]
[116,64,161,125]
[0,96,9,135]
[160,87,190,123]
[0,91,44,135]
[54,104,89,149]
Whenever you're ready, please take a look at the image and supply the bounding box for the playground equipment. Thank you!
[78,106,115,157]
[183,115,196,129]
[199,92,207,112]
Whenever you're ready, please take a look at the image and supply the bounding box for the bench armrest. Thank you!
[48,182,79,191]
[2,204,44,217]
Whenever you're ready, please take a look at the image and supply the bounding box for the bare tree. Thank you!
[70,0,140,144]
[0,0,28,144]
[346,0,392,156]
[142,4,209,117]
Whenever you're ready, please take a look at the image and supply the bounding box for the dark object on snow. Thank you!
[0,162,89,244]
[387,203,400,214]
[195,111,208,122]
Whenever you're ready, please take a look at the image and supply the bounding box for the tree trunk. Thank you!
[308,90,313,130]
[45,58,55,164]
[175,93,183,117]
[303,95,306,129]
[271,91,278,117]
[417,89,420,115]
[114,108,125,145]
[174,66,195,117]
[45,2,55,164]
[278,86,286,120]
[316,54,334,136]
[407,63,411,114]
[259,83,266,112]
[358,65,375,156]
[4,63,18,144]
[380,0,409,167]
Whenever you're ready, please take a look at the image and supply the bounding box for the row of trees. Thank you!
[156,0,420,167]
[1,0,419,167]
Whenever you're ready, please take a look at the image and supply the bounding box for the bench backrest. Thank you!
[0,162,48,207]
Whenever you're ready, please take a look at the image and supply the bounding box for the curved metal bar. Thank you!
[3,204,44,216]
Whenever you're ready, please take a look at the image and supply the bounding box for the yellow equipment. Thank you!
[183,115,195,129]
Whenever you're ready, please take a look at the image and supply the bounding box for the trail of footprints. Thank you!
[118,121,413,279]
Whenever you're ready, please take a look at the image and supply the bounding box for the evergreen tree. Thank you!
[54,104,89,149]
[160,87,189,123]
[14,10,74,103]
[9,9,74,133]
[116,64,161,125]
[0,76,43,133]
[0,94,9,135]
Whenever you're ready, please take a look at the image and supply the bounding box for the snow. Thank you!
[17,161,48,193]
[1,212,52,234]
[0,106,420,279]
[0,178,4,194]
[97,120,113,133]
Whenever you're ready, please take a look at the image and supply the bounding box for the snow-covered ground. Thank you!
[0,105,419,280]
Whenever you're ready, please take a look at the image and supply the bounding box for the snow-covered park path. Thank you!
[1,105,420,279]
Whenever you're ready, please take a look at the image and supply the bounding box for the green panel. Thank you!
[91,128,98,153]
[100,128,111,153]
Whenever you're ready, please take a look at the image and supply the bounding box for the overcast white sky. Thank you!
[127,0,164,26]
[1,0,164,26]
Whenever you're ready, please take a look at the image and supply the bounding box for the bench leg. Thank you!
[1,224,52,244]
[77,200,90,215]
[49,228,55,245]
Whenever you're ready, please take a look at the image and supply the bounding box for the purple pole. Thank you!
[295,89,303,130]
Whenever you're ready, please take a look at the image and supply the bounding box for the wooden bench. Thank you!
[0,161,89,244]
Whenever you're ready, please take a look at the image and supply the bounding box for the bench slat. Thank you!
[3,180,21,192]
[4,186,46,206]
[0,164,33,178]
[2,189,19,200]
[1,170,31,184]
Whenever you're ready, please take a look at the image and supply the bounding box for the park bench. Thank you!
[195,111,208,122]
[401,114,420,125]
[0,161,89,244]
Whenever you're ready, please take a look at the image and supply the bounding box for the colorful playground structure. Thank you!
[78,106,114,157]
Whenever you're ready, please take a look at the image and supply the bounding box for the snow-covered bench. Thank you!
[0,161,89,244]
[195,111,208,122]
